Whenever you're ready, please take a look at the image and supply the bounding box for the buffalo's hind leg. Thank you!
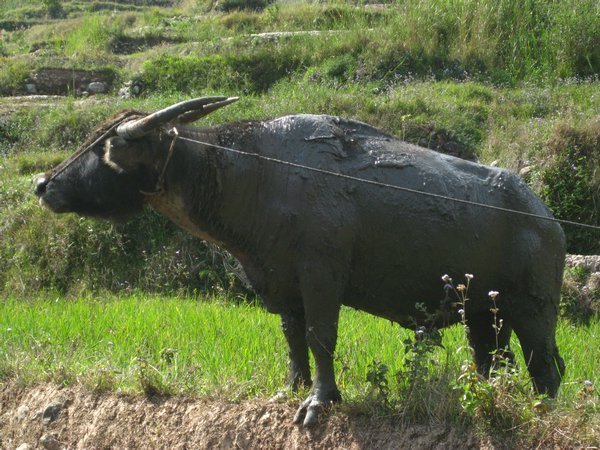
[467,311,515,377]
[293,259,344,427]
[512,300,565,397]
[280,310,312,391]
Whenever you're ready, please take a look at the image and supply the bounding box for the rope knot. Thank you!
[141,127,178,196]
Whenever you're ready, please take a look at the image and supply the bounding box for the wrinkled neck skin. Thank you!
[143,127,261,265]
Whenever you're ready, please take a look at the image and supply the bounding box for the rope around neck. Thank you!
[140,127,179,196]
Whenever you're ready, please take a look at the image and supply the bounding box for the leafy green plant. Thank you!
[365,360,390,405]
[560,267,599,323]
[0,58,29,96]
[446,275,537,429]
[539,121,600,254]
[367,302,447,421]
[135,356,174,396]
[397,323,443,388]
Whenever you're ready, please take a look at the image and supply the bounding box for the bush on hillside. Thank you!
[213,0,274,12]
[140,54,233,94]
[0,203,247,297]
[539,120,600,254]
[0,103,109,154]
[140,47,304,94]
[560,267,600,324]
[42,0,65,19]
[0,59,29,96]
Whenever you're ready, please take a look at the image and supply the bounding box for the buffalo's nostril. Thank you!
[35,177,48,196]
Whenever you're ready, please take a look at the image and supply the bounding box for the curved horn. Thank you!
[116,96,239,139]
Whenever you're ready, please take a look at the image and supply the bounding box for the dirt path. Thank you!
[0,382,494,449]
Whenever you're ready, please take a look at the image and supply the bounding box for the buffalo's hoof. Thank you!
[293,393,339,427]
[293,396,325,427]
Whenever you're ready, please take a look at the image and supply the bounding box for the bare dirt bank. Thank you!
[0,382,498,449]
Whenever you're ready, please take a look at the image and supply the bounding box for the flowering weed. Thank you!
[448,275,538,429]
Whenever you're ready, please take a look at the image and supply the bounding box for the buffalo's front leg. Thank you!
[293,261,343,427]
[280,310,312,390]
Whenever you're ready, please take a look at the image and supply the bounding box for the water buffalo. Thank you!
[35,97,566,426]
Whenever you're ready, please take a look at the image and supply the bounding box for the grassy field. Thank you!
[0,295,598,408]
[0,0,599,444]
[0,294,598,444]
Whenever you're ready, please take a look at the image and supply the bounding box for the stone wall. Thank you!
[25,68,115,96]
[566,254,600,273]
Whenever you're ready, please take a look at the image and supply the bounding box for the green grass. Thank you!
[2,0,599,82]
[0,294,598,446]
[0,295,597,405]
[0,295,284,396]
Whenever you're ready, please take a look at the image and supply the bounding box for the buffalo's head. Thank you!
[35,97,238,221]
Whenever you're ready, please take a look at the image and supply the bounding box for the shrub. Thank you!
[0,203,247,298]
[141,44,306,95]
[226,45,304,92]
[214,0,274,12]
[539,120,600,254]
[0,108,35,155]
[550,0,600,79]
[141,54,233,94]
[2,102,110,153]
[561,267,600,323]
[42,0,64,19]
[322,54,356,81]
[0,58,29,96]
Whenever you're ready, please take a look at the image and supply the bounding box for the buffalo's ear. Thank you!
[103,136,147,173]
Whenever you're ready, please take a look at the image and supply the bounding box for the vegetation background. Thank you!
[0,0,599,447]
[1,0,599,299]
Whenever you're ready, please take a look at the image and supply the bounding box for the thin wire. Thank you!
[178,135,600,231]
[48,122,122,182]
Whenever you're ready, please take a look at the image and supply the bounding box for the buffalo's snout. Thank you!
[35,177,48,196]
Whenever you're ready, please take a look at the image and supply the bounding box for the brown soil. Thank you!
[0,382,498,450]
